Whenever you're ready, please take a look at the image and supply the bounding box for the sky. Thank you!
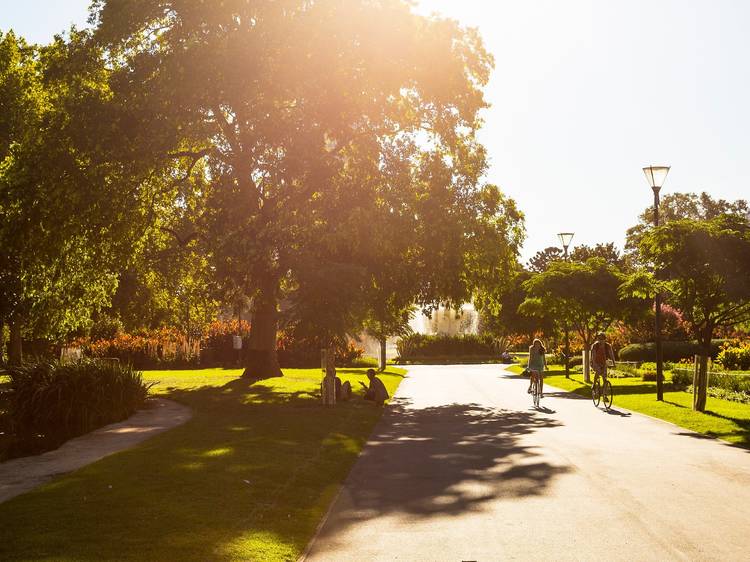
[3,0,749,261]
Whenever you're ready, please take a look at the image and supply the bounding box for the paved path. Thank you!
[0,398,191,504]
[304,364,750,561]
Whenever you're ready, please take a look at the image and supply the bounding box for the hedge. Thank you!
[397,333,498,359]
[394,354,506,365]
[619,340,728,362]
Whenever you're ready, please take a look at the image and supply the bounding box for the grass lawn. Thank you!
[0,367,405,561]
[507,365,750,447]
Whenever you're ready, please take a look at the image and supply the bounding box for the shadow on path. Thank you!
[317,398,570,539]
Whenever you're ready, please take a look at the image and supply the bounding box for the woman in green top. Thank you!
[527,338,547,397]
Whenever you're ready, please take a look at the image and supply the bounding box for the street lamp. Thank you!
[643,165,670,401]
[557,232,574,378]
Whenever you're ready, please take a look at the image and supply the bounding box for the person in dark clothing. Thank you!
[360,368,389,406]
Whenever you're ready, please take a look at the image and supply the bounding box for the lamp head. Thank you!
[642,165,670,194]
[557,232,575,250]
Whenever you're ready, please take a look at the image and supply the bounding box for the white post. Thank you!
[320,348,336,406]
[582,349,591,383]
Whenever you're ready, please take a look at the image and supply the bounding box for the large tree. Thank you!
[632,216,750,411]
[521,258,645,382]
[92,0,519,379]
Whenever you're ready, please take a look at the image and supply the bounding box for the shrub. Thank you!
[671,368,692,387]
[670,366,750,397]
[619,340,728,362]
[397,333,498,359]
[89,314,124,341]
[77,327,201,369]
[349,356,379,368]
[275,328,364,368]
[716,342,750,371]
[395,354,506,365]
[6,359,151,455]
[200,319,251,367]
[568,356,583,367]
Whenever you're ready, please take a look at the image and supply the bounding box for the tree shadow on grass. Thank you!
[0,373,397,561]
[309,398,570,544]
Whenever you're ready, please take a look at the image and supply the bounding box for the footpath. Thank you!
[0,398,191,503]
[304,364,750,561]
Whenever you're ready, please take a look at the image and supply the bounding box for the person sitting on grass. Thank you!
[359,368,389,406]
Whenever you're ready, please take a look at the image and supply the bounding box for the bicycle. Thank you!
[530,371,542,408]
[591,361,614,410]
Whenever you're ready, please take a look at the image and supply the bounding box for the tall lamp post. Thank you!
[558,232,575,378]
[642,165,670,401]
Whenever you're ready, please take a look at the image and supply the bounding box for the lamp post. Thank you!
[642,165,670,401]
[557,232,575,378]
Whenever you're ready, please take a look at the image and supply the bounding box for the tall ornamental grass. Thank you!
[7,359,152,447]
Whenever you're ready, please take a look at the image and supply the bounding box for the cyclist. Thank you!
[590,332,616,387]
[527,338,547,398]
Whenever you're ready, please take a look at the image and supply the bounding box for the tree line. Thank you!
[477,192,750,411]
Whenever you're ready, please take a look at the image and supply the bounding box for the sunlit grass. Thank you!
[0,367,405,561]
[507,365,750,447]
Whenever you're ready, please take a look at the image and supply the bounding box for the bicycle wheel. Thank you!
[591,380,601,407]
[602,380,613,410]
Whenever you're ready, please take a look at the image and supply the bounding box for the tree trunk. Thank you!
[378,338,387,371]
[693,339,711,412]
[242,282,282,380]
[8,320,23,366]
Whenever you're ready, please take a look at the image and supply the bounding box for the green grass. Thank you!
[0,367,405,561]
[508,365,750,447]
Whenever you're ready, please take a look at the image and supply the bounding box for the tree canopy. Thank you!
[90,0,523,377]
[630,215,750,410]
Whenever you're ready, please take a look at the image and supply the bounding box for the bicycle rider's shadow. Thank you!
[533,405,556,414]
[602,408,631,417]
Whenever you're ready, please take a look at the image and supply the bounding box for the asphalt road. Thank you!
[303,364,750,561]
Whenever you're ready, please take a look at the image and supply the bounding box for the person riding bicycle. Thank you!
[527,338,547,398]
[590,332,616,385]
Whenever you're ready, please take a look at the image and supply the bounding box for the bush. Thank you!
[349,356,379,368]
[670,366,750,397]
[200,319,251,367]
[275,328,364,368]
[619,340,728,363]
[716,342,750,371]
[397,333,498,359]
[395,354,506,365]
[568,356,583,367]
[89,314,124,341]
[6,359,151,455]
[77,327,201,369]
[671,368,692,387]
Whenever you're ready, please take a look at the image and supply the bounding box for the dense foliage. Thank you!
[632,215,750,410]
[4,359,151,458]
[396,333,499,359]
[89,0,523,379]
[717,342,750,371]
